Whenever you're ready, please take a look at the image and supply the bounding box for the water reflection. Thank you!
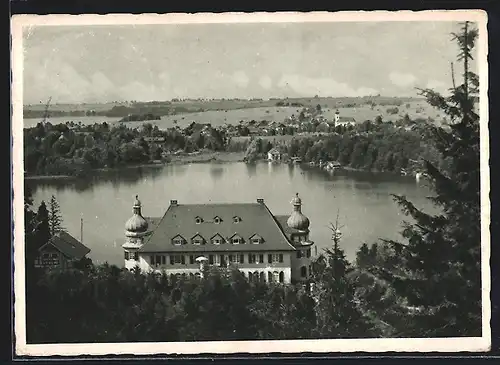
[245,162,257,178]
[209,166,225,181]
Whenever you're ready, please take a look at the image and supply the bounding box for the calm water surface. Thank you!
[27,162,436,266]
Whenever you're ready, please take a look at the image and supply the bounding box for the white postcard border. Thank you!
[11,10,491,356]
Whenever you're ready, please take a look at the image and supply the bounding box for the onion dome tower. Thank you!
[287,193,310,232]
[125,195,149,237]
[123,195,149,269]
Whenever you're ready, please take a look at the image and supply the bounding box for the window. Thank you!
[273,271,280,283]
[192,237,204,245]
[212,237,223,245]
[161,255,166,265]
[195,217,203,224]
[259,254,264,264]
[251,237,261,244]
[306,248,311,258]
[300,266,307,277]
[228,254,234,263]
[209,254,214,265]
[42,253,50,259]
[279,271,285,283]
[233,216,241,223]
[214,255,221,265]
[297,250,302,258]
[268,272,273,282]
[172,236,184,246]
[214,216,222,224]
[189,255,195,264]
[239,254,245,264]
[259,272,265,282]
[51,253,58,258]
[268,253,283,263]
[171,255,185,265]
[249,254,255,264]
[155,255,163,266]
[150,255,154,264]
[232,237,241,245]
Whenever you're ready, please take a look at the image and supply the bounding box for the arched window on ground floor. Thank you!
[279,271,284,283]
[259,271,265,283]
[301,266,307,278]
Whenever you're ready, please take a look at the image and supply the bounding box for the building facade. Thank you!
[122,194,315,284]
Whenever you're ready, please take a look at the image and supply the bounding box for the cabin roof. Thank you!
[39,231,91,260]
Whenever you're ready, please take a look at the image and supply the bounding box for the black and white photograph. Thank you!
[11,11,490,356]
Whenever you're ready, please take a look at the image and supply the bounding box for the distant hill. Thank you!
[23,96,424,119]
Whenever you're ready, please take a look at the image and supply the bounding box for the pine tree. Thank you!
[375,21,482,337]
[48,195,65,236]
[35,201,50,249]
[311,217,377,338]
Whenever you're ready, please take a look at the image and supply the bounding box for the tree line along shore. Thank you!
[23,107,447,179]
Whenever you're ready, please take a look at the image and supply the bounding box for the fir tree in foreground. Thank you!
[48,195,65,236]
[372,21,482,337]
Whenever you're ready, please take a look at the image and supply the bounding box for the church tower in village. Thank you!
[122,195,150,269]
[334,109,340,123]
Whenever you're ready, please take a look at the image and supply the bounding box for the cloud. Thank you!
[232,71,249,88]
[277,74,378,97]
[389,72,417,88]
[259,75,272,90]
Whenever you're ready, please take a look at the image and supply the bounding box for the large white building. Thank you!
[122,193,315,284]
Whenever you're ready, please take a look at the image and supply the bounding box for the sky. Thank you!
[22,21,477,104]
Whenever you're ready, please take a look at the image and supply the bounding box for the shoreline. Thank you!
[24,151,247,180]
[23,151,415,180]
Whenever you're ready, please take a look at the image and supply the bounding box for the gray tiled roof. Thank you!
[139,202,296,253]
[42,231,91,260]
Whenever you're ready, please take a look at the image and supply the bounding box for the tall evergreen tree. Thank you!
[48,195,65,236]
[311,219,377,338]
[375,21,482,337]
[35,201,50,249]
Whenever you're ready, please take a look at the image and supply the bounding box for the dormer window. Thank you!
[191,234,205,245]
[195,216,203,224]
[214,216,222,224]
[172,235,185,246]
[250,234,263,244]
[230,234,243,245]
[233,216,241,223]
[211,233,224,245]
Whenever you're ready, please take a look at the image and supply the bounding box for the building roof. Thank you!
[40,231,91,260]
[139,202,296,253]
[337,117,356,123]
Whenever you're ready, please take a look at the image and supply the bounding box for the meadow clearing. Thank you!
[121,101,444,130]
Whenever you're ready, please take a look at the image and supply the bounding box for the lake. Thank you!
[26,162,436,266]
